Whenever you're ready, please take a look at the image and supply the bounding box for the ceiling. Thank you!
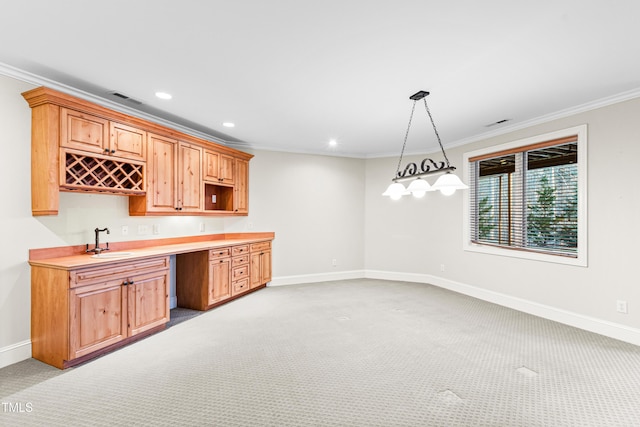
[2,1,640,158]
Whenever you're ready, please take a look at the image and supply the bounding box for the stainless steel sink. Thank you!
[90,251,135,259]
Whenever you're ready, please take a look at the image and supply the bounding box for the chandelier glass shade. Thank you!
[383,91,468,198]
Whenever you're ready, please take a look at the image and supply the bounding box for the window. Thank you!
[463,125,587,266]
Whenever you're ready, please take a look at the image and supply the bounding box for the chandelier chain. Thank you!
[423,98,450,168]
[395,100,418,178]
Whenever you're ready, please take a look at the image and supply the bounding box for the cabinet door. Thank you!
[147,133,178,212]
[250,252,262,288]
[204,150,235,184]
[261,250,272,284]
[234,158,249,214]
[60,108,109,155]
[220,155,235,184]
[69,281,127,359]
[250,249,272,289]
[203,150,220,182]
[209,258,231,305]
[110,122,146,161]
[178,142,202,211]
[127,270,170,336]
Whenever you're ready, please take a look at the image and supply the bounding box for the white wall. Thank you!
[365,97,640,343]
[224,149,366,282]
[4,67,640,368]
[0,74,366,367]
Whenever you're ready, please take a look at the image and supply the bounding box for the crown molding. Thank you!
[4,61,640,160]
[0,61,229,146]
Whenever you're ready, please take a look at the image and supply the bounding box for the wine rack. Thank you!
[62,150,145,194]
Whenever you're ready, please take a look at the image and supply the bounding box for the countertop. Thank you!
[29,233,274,270]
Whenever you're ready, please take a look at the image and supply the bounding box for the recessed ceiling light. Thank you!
[155,92,172,100]
[223,122,235,128]
[328,139,338,147]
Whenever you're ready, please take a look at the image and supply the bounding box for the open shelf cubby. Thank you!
[204,183,234,211]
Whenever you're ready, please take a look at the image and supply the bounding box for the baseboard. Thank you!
[270,270,366,286]
[366,270,640,347]
[0,340,32,369]
[4,269,636,370]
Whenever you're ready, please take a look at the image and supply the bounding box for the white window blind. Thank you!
[469,136,579,257]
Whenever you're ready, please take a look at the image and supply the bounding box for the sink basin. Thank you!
[91,251,135,259]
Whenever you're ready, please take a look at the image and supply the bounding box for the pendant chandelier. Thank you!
[382,90,468,200]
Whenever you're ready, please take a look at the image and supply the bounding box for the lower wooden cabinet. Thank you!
[31,256,170,369]
[209,254,232,305]
[250,241,272,289]
[176,241,271,310]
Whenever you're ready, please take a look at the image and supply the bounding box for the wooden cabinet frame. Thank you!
[22,86,252,216]
[32,256,170,369]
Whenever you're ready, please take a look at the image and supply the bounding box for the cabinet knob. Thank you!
[110,149,116,154]
[104,148,110,153]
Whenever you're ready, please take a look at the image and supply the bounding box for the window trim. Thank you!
[463,125,588,267]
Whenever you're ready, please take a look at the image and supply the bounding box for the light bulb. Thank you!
[382,182,407,199]
[440,187,456,196]
[406,178,432,198]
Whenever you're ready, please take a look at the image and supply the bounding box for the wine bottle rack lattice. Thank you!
[63,152,144,194]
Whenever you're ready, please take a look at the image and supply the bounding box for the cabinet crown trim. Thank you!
[22,86,253,161]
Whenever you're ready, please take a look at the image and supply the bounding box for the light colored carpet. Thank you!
[1,279,640,426]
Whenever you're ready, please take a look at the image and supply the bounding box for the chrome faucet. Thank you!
[86,227,110,254]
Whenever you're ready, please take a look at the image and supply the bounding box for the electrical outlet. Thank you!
[121,225,128,236]
[440,264,445,272]
[332,258,337,267]
[616,300,628,314]
[137,225,149,235]
[199,222,205,232]
[152,224,159,235]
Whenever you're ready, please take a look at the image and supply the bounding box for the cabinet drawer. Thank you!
[231,278,249,295]
[232,254,249,267]
[209,247,231,259]
[232,245,249,256]
[250,241,271,252]
[70,256,170,288]
[232,265,249,281]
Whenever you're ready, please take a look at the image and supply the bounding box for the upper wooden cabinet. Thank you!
[129,135,203,214]
[203,149,234,184]
[22,86,253,216]
[61,108,146,161]
[60,108,109,154]
[234,158,249,214]
[109,121,146,161]
[177,142,203,212]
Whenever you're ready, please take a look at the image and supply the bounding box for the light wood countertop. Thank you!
[29,232,274,270]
